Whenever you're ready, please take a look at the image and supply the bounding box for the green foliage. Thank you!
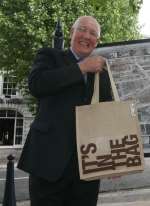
[0,0,143,112]
[89,0,143,43]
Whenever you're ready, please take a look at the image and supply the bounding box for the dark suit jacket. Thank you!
[18,48,112,181]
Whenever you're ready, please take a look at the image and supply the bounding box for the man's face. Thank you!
[70,17,99,57]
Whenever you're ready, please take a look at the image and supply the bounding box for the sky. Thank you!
[138,0,150,36]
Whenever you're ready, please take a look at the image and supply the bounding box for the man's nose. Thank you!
[83,30,91,39]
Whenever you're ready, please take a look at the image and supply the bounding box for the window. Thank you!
[3,76,17,97]
[0,109,23,146]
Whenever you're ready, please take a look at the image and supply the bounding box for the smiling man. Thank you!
[18,16,112,206]
[71,16,100,57]
[70,16,105,73]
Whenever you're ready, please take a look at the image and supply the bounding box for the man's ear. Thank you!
[94,41,98,48]
[95,38,100,48]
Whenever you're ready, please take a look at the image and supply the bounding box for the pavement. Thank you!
[1,188,150,206]
[100,201,150,206]
[98,188,150,205]
[1,157,150,205]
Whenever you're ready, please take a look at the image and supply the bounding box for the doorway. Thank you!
[0,119,15,145]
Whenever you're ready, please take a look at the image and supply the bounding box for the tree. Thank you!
[0,0,143,86]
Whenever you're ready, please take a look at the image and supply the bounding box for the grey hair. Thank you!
[72,16,101,38]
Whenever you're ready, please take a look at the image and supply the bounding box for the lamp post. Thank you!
[52,19,64,50]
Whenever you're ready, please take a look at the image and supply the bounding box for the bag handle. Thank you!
[91,59,120,104]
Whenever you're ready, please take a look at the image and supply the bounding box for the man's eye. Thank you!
[78,27,86,32]
[77,27,98,38]
[90,32,97,37]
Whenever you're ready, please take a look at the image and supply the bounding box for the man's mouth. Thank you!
[79,41,89,48]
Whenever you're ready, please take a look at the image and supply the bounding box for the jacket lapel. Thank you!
[64,49,95,103]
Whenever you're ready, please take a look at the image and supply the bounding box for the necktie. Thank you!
[78,58,87,83]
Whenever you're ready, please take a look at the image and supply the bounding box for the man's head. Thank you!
[70,16,101,58]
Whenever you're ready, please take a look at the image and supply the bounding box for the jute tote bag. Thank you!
[76,60,144,180]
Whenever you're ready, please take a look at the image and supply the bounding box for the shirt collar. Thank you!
[70,47,81,61]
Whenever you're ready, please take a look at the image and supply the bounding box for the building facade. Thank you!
[0,74,34,164]
[94,39,150,154]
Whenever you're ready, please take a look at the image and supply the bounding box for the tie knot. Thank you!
[78,57,84,62]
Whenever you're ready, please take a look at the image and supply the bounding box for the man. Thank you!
[18,16,112,206]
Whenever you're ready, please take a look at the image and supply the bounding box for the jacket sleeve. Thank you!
[28,48,84,98]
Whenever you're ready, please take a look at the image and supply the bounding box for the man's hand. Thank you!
[78,56,106,74]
